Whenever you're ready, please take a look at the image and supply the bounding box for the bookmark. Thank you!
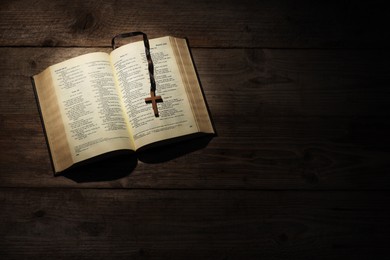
[112,31,163,117]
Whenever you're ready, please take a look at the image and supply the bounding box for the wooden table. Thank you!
[1,1,390,259]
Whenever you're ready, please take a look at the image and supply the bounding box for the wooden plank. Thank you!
[1,47,390,189]
[0,0,388,48]
[0,189,389,259]
[2,113,390,189]
[1,48,390,116]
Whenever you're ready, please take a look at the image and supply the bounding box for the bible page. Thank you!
[48,52,134,164]
[110,36,198,149]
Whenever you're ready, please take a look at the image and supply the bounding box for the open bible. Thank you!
[32,36,214,174]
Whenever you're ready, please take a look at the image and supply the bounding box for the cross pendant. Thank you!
[145,90,163,117]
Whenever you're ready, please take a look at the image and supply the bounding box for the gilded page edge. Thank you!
[33,68,73,173]
[170,37,214,134]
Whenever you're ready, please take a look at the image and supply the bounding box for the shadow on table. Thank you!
[60,150,137,183]
[60,134,214,183]
[137,134,214,163]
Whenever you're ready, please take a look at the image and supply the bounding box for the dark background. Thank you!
[1,1,390,259]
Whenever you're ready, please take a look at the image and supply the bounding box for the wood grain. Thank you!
[1,47,389,189]
[0,189,389,259]
[1,48,389,116]
[1,1,389,259]
[1,113,390,189]
[0,0,388,48]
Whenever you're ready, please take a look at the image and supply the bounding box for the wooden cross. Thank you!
[145,90,163,117]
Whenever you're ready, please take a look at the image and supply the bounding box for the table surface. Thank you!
[1,1,390,259]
